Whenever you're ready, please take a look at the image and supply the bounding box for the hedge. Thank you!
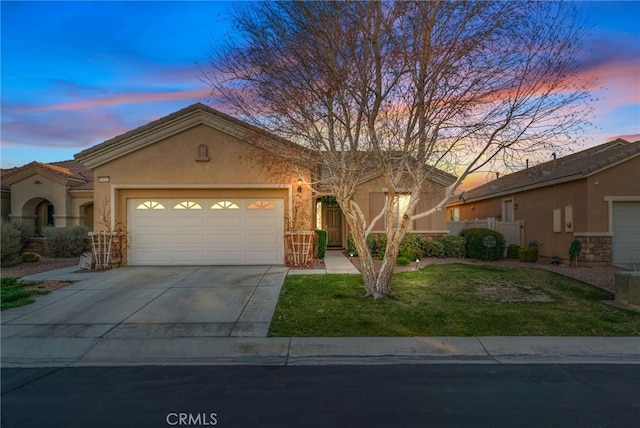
[1,220,25,266]
[459,228,505,261]
[518,247,538,263]
[315,230,328,259]
[438,235,466,258]
[42,226,89,257]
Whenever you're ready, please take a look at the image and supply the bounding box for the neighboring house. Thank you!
[446,139,640,267]
[62,103,454,266]
[1,161,94,236]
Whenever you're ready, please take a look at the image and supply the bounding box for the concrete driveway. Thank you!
[1,266,288,340]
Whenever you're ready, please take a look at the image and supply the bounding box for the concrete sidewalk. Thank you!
[2,336,639,367]
[288,249,360,275]
[3,257,639,368]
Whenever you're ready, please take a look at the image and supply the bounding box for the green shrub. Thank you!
[376,234,388,259]
[506,244,520,259]
[315,230,328,259]
[518,247,538,263]
[1,220,25,267]
[21,252,41,263]
[422,239,445,257]
[1,277,47,310]
[438,235,466,258]
[396,256,412,266]
[42,226,88,257]
[398,233,424,261]
[346,234,357,256]
[569,239,582,265]
[367,234,378,257]
[459,228,505,261]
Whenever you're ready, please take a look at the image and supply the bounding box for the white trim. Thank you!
[108,184,293,231]
[604,196,640,233]
[604,196,640,202]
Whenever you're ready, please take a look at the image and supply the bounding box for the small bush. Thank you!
[21,252,41,263]
[396,256,412,266]
[518,247,539,263]
[506,244,520,259]
[398,233,424,261]
[1,220,26,267]
[438,235,466,258]
[346,234,358,256]
[42,226,88,257]
[315,230,328,259]
[460,228,505,261]
[422,239,445,257]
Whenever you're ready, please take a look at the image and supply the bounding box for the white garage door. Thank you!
[612,201,640,266]
[128,198,284,265]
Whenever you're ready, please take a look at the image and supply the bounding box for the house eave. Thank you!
[75,104,311,169]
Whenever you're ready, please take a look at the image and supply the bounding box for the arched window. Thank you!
[211,201,240,210]
[247,200,276,210]
[136,201,165,210]
[174,201,202,210]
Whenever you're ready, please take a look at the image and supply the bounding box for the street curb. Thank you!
[2,336,639,368]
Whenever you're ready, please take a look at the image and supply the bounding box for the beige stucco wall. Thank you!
[8,174,92,235]
[350,173,450,232]
[92,124,313,232]
[447,156,640,264]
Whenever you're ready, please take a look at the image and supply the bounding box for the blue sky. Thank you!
[1,1,639,170]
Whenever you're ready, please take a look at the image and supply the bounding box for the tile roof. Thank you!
[1,160,93,190]
[74,102,310,162]
[453,139,640,203]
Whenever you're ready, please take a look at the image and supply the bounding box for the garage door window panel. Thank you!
[136,201,165,210]
[211,201,240,210]
[174,201,202,210]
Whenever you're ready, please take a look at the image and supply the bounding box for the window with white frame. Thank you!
[387,194,414,230]
[450,207,460,221]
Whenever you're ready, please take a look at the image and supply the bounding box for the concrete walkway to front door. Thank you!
[1,265,288,340]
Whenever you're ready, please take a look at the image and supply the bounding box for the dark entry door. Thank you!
[323,199,343,247]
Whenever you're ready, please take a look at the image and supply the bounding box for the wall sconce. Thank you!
[513,203,518,210]
[297,178,303,193]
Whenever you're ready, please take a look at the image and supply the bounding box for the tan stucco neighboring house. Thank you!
[3,103,454,266]
[1,161,94,236]
[446,139,640,267]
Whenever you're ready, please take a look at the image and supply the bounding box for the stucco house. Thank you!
[3,103,454,266]
[1,161,94,236]
[446,140,640,267]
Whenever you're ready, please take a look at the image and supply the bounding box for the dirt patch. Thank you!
[23,281,72,293]
[475,283,554,303]
[1,257,78,278]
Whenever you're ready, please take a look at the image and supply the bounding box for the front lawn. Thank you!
[1,277,48,310]
[268,264,640,337]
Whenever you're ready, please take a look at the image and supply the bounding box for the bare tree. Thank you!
[203,1,595,299]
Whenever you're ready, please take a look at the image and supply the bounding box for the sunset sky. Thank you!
[2,1,639,188]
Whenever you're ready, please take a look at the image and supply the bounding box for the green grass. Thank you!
[1,277,48,310]
[268,264,640,337]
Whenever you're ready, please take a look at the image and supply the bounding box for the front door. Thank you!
[323,198,343,247]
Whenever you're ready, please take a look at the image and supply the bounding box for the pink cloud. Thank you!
[19,87,211,113]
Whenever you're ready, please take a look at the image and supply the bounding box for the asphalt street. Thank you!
[2,364,639,427]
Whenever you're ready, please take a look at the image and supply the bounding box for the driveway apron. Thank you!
[1,266,288,340]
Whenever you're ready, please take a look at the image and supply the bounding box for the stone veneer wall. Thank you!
[575,235,612,264]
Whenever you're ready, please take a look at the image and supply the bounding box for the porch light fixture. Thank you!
[513,203,518,210]
[297,178,303,193]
